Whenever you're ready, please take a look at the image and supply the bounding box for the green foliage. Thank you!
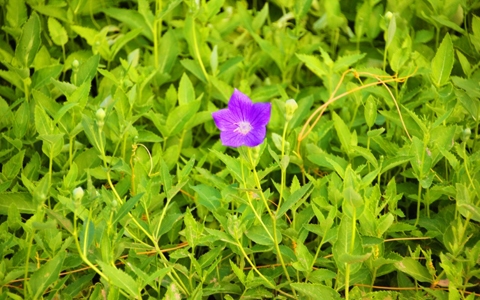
[1,0,480,299]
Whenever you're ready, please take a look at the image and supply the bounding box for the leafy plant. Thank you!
[1,0,480,299]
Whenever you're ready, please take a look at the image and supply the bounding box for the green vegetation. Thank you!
[1,0,480,299]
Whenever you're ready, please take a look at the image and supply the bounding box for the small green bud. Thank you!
[112,200,118,208]
[96,108,106,121]
[73,187,84,201]
[96,108,105,127]
[72,59,79,70]
[364,96,377,128]
[462,127,471,142]
[285,99,298,122]
[385,11,393,21]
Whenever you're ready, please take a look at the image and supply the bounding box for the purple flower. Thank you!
[212,89,271,147]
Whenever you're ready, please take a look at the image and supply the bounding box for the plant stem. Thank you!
[247,147,296,297]
[106,171,190,296]
[234,236,295,299]
[23,231,35,298]
[345,209,357,300]
[191,17,209,83]
[415,181,422,227]
[414,138,427,227]
[69,136,74,167]
[278,121,289,208]
[240,159,273,242]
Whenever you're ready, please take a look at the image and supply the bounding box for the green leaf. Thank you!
[75,54,99,86]
[291,283,341,299]
[456,183,480,223]
[381,156,411,174]
[13,101,29,139]
[394,257,432,283]
[112,193,144,226]
[46,209,74,234]
[2,150,25,180]
[191,184,221,212]
[229,260,246,284]
[218,56,244,76]
[292,242,314,272]
[47,17,68,46]
[431,33,454,87]
[333,216,363,274]
[30,252,65,299]
[97,261,140,298]
[352,146,378,168]
[244,222,281,246]
[166,100,201,136]
[62,273,95,297]
[178,73,195,105]
[296,53,327,78]
[102,8,153,41]
[181,59,207,83]
[386,14,396,48]
[7,202,22,231]
[333,53,366,72]
[276,182,313,219]
[157,29,178,73]
[79,217,95,255]
[0,193,35,214]
[308,269,337,284]
[6,0,27,29]
[71,25,98,45]
[184,208,200,249]
[31,64,64,89]
[110,28,143,61]
[15,12,41,67]
[332,111,353,157]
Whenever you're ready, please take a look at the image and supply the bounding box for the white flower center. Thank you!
[234,121,252,135]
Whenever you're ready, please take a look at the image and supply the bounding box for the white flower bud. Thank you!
[96,108,105,128]
[96,108,106,121]
[72,59,79,69]
[73,187,84,201]
[285,99,298,122]
[462,128,471,142]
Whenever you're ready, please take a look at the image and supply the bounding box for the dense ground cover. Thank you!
[1,0,480,299]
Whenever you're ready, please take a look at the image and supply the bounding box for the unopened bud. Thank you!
[285,99,298,122]
[72,59,79,70]
[385,11,393,22]
[96,108,105,128]
[73,187,84,201]
[462,128,471,142]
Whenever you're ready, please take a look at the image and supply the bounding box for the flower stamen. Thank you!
[234,121,252,135]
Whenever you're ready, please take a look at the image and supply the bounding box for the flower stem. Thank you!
[247,147,296,297]
[234,236,295,299]
[106,171,190,296]
[240,159,274,242]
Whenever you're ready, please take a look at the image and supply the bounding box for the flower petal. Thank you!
[212,109,238,131]
[244,126,266,147]
[228,89,252,122]
[220,130,245,147]
[248,102,271,127]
